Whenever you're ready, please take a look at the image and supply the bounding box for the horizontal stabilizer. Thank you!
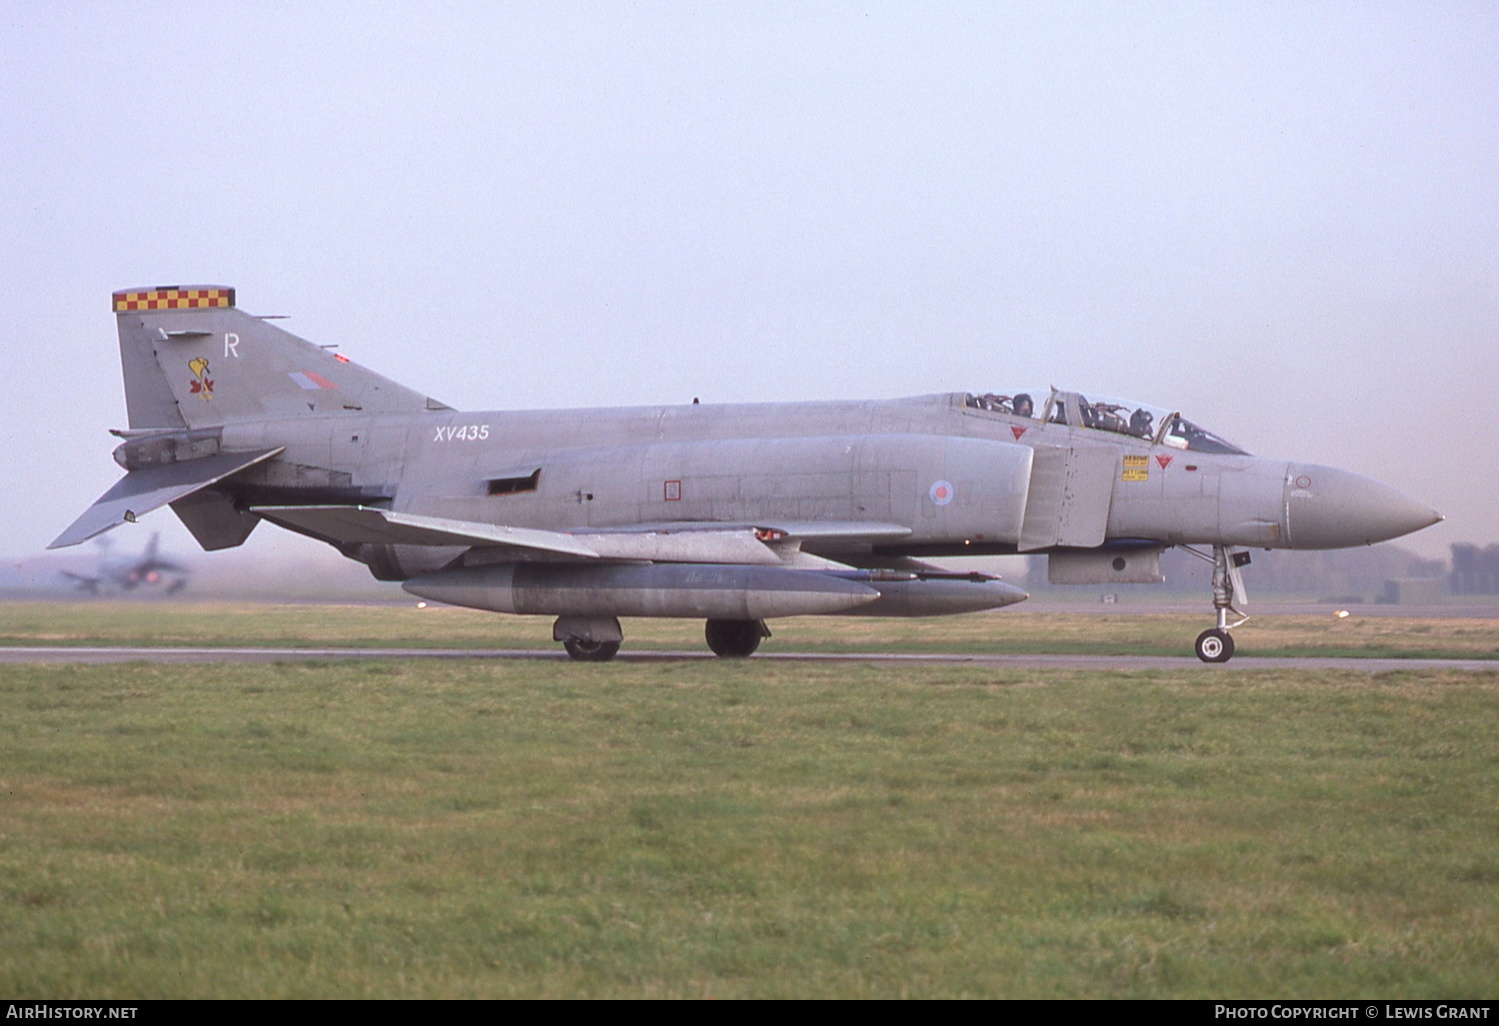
[49,448,284,549]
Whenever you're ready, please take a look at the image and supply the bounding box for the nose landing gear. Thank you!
[1184,544,1250,663]
[1194,627,1234,663]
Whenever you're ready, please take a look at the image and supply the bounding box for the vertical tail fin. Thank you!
[113,285,449,429]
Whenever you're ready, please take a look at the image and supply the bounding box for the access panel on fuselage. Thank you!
[1017,445,1117,551]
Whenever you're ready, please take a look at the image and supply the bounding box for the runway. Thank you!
[2,645,1494,672]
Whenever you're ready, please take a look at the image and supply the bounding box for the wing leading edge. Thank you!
[248,504,912,565]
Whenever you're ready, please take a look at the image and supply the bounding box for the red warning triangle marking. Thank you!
[1156,455,1173,469]
[1011,426,1027,440]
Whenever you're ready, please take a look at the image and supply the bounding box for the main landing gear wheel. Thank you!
[1194,628,1235,663]
[563,639,620,662]
[705,618,768,658]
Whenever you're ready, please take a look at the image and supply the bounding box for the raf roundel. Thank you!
[928,480,955,507]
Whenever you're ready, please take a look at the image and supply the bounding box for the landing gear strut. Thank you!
[705,618,770,658]
[1184,544,1249,663]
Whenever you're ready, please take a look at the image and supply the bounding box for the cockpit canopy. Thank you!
[963,388,1248,455]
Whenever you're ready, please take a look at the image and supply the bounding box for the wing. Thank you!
[250,505,603,559]
[248,504,911,566]
[59,571,103,593]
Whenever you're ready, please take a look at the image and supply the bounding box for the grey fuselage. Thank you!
[209,390,1430,575]
[59,287,1443,660]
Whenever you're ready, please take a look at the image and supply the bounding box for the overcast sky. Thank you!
[2,1,1493,568]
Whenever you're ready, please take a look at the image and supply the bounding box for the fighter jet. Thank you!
[51,286,1442,662]
[60,531,188,595]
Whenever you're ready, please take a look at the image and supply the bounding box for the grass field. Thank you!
[1,604,1496,997]
[2,600,1497,659]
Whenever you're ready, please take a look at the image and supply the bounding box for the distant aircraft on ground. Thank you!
[52,286,1441,661]
[60,531,187,595]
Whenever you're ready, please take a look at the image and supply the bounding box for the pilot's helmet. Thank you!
[1013,392,1034,417]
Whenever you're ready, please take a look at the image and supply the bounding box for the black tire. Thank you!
[564,639,620,662]
[1194,628,1235,663]
[704,619,765,658]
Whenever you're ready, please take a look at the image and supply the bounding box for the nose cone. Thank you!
[1286,464,1443,549]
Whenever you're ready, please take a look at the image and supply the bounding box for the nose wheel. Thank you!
[1194,628,1235,663]
[1183,544,1250,663]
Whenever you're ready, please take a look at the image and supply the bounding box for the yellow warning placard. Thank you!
[1121,454,1149,482]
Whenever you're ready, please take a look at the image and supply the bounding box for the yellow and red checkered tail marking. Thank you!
[112,287,235,312]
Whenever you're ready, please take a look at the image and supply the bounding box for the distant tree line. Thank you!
[1450,543,1499,595]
